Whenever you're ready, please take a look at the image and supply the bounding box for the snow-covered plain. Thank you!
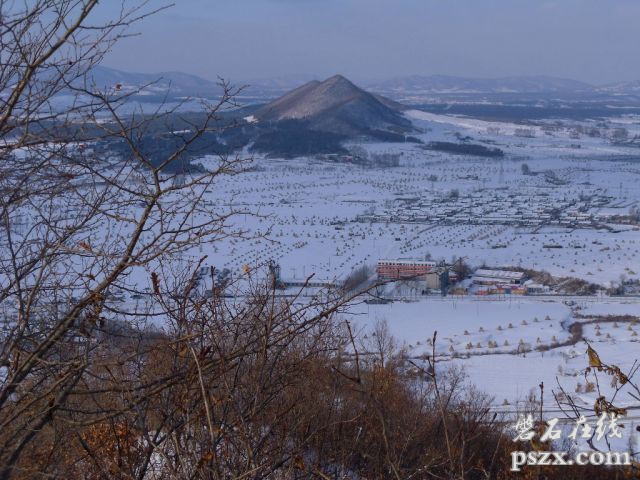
[188,111,640,287]
[178,109,640,439]
[8,105,640,449]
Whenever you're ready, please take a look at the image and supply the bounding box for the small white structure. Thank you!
[524,281,549,294]
[472,269,525,285]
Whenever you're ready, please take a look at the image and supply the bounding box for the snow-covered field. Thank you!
[187,110,640,287]
[7,105,640,446]
[343,293,640,452]
[347,295,637,400]
[349,296,573,358]
[178,109,640,437]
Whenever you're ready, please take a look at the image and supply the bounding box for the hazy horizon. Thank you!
[95,0,640,85]
[94,66,626,88]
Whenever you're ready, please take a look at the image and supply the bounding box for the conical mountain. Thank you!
[255,75,411,136]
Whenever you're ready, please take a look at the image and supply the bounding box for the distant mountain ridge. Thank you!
[84,68,640,99]
[597,80,640,94]
[86,66,222,97]
[370,75,594,94]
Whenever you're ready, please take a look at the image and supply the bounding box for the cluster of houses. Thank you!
[376,259,549,296]
[357,190,613,230]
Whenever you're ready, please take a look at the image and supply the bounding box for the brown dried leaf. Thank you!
[587,345,602,368]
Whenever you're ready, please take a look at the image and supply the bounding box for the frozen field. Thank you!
[179,109,640,426]
[187,109,640,287]
[348,295,638,402]
[345,293,640,453]
[8,105,640,428]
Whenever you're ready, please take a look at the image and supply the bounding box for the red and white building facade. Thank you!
[376,259,437,280]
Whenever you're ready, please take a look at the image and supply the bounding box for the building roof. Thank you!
[378,259,436,266]
[473,269,525,280]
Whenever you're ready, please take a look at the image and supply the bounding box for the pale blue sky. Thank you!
[97,0,640,84]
